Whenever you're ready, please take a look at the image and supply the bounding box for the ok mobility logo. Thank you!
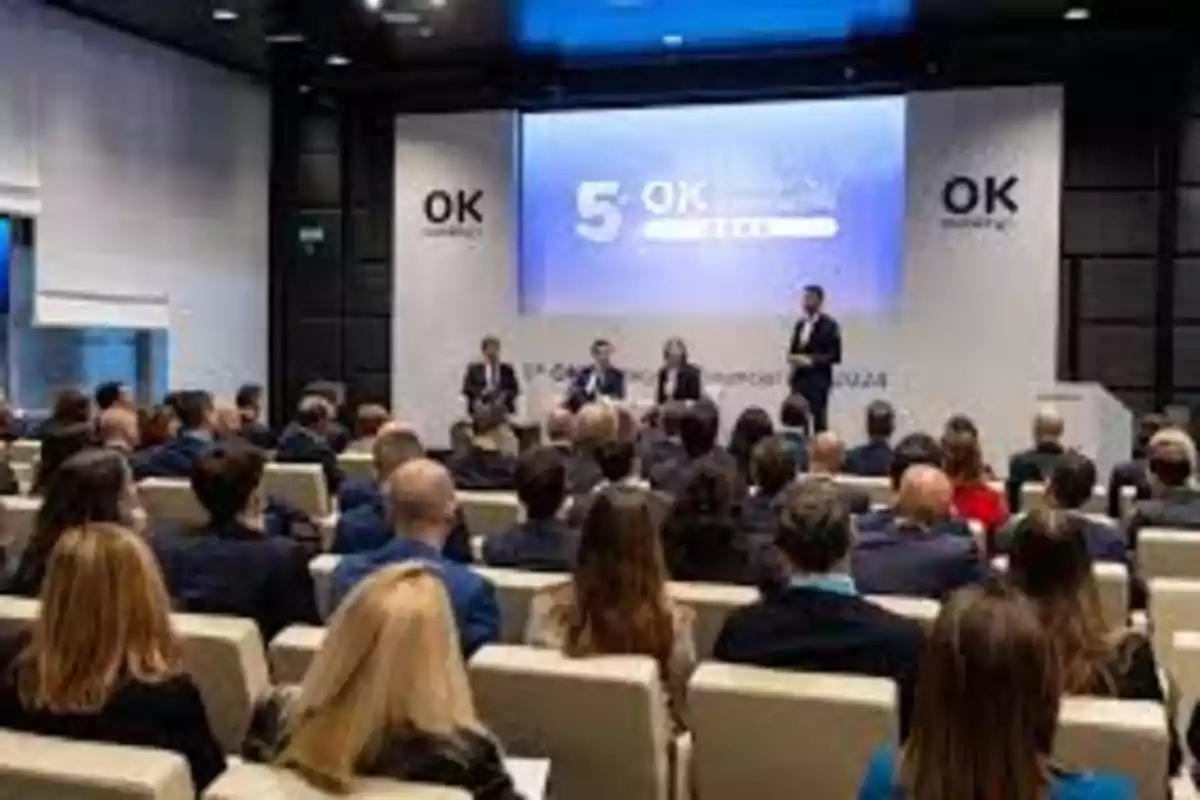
[940,175,1019,232]
[422,189,484,239]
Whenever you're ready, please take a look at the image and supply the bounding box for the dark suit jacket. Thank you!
[788,314,842,395]
[447,446,518,491]
[482,519,579,572]
[132,433,213,480]
[1126,487,1200,551]
[567,484,671,530]
[241,420,277,450]
[655,363,702,405]
[275,424,344,494]
[852,520,987,600]
[649,447,744,499]
[462,361,520,415]
[1006,443,1066,512]
[802,475,871,515]
[565,453,605,496]
[337,476,379,514]
[778,430,810,472]
[151,520,320,642]
[713,586,922,737]
[566,365,626,410]
[844,440,894,478]
[331,491,472,564]
[639,434,687,480]
[1108,458,1151,519]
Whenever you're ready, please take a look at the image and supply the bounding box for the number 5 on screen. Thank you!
[575,181,622,243]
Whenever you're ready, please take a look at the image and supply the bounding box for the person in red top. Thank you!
[942,426,1009,549]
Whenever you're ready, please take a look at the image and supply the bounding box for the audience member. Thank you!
[803,432,871,514]
[1107,412,1165,519]
[0,392,25,441]
[45,388,93,429]
[942,427,1008,539]
[137,405,177,452]
[0,524,226,790]
[715,480,922,734]
[98,407,139,455]
[94,381,133,413]
[337,423,420,515]
[11,449,140,597]
[777,393,811,470]
[1125,431,1200,551]
[640,400,687,479]
[447,402,518,490]
[857,582,1134,799]
[852,465,986,599]
[331,459,499,656]
[484,446,577,571]
[661,461,754,585]
[844,400,896,478]
[1007,406,1067,512]
[213,403,243,441]
[346,403,390,454]
[276,395,345,494]
[857,432,974,538]
[525,487,696,730]
[133,389,216,480]
[244,564,520,797]
[728,406,775,484]
[301,381,351,453]
[649,399,740,497]
[567,438,666,528]
[742,435,797,539]
[235,383,276,450]
[151,444,320,641]
[566,403,617,495]
[31,421,94,495]
[545,408,574,457]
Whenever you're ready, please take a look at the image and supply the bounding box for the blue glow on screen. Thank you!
[518,0,911,53]
[0,218,10,314]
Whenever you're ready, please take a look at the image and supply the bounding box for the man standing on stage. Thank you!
[788,284,842,433]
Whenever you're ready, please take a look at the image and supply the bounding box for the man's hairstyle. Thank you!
[354,404,390,439]
[175,390,214,431]
[480,335,500,351]
[752,436,797,496]
[515,446,566,520]
[944,414,978,438]
[660,401,687,437]
[679,400,720,459]
[94,382,125,412]
[235,384,263,410]
[1048,450,1097,510]
[1150,445,1192,488]
[591,338,612,353]
[595,439,636,482]
[1135,413,1167,451]
[472,401,508,436]
[302,381,341,408]
[546,410,574,443]
[803,284,825,302]
[890,432,944,490]
[865,400,895,440]
[296,395,331,428]
[780,394,811,430]
[373,428,424,479]
[776,480,852,573]
[191,443,266,524]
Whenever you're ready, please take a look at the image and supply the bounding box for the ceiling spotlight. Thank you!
[662,34,684,47]
[299,84,311,94]
[429,0,447,8]
[212,7,239,21]
[364,0,384,9]
[326,53,351,66]
[1064,6,1090,21]
[265,32,306,44]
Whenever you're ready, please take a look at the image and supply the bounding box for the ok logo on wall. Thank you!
[940,175,1019,232]
[422,189,484,239]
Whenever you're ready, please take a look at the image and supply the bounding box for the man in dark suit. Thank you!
[852,465,986,600]
[844,400,896,478]
[301,381,351,454]
[714,480,923,735]
[787,284,842,433]
[565,339,626,412]
[133,390,216,480]
[1126,435,1200,552]
[150,443,320,642]
[567,439,669,530]
[483,446,578,572]
[1006,407,1067,512]
[640,401,687,480]
[1107,413,1165,519]
[235,383,276,450]
[447,403,518,491]
[649,399,741,499]
[802,432,871,515]
[856,432,974,540]
[655,337,702,405]
[461,335,520,416]
[275,395,345,494]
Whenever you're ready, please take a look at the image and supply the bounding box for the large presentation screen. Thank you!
[519,96,907,317]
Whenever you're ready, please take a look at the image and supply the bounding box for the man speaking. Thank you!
[788,284,842,433]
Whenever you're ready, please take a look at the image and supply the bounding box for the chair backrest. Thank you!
[308,554,340,620]
[1018,483,1109,516]
[456,491,523,539]
[8,439,41,465]
[335,453,375,483]
[832,476,891,506]
[1140,528,1200,582]
[1056,696,1169,800]
[137,479,208,528]
[470,645,670,800]
[689,663,896,800]
[1172,631,1200,735]
[1148,577,1200,675]
[0,494,41,561]
[262,463,329,517]
[868,595,940,626]
[472,567,565,643]
[202,761,469,799]
[993,557,1128,632]
[666,582,756,660]
[267,624,325,685]
[0,730,194,800]
[11,461,33,491]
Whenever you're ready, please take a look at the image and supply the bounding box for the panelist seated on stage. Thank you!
[447,403,518,491]
[656,336,703,405]
[461,334,520,416]
[564,338,626,412]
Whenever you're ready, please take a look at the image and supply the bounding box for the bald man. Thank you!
[1007,406,1067,512]
[98,407,140,455]
[851,464,986,600]
[330,459,500,656]
[803,432,870,515]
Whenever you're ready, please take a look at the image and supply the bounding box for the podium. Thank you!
[1035,383,1132,482]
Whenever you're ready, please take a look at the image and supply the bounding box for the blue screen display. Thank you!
[519,96,907,317]
[0,218,10,315]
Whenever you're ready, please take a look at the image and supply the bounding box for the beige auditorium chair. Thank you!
[1172,631,1200,734]
[0,730,194,800]
[993,557,1128,632]
[473,567,565,644]
[336,452,375,483]
[0,494,40,561]
[262,463,329,518]
[689,663,896,800]
[1140,528,1200,582]
[869,594,940,627]
[456,491,523,539]
[1018,482,1116,517]
[1148,578,1200,676]
[268,625,325,685]
[470,646,672,800]
[10,460,33,491]
[138,478,208,528]
[832,475,891,507]
[7,439,40,465]
[309,554,340,620]
[203,761,469,800]
[667,582,756,660]
[1056,697,1169,800]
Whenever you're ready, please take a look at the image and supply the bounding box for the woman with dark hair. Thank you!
[31,422,95,496]
[49,388,93,427]
[10,449,141,597]
[655,337,702,405]
[728,407,775,482]
[660,462,754,585]
[858,582,1134,799]
[525,486,695,729]
[942,427,1008,542]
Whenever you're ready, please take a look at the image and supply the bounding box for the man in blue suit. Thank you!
[331,459,499,657]
[276,395,344,494]
[844,400,896,478]
[133,390,216,479]
[564,339,626,412]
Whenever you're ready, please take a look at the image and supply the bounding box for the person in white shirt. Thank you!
[656,337,702,405]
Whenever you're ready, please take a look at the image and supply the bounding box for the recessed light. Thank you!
[299,84,311,94]
[265,32,306,44]
[212,7,239,21]
[418,25,434,37]
[429,0,447,8]
[364,0,384,9]
[662,34,683,47]
[1064,6,1090,21]
[326,53,351,66]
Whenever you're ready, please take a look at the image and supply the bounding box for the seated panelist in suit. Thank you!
[564,338,626,412]
[656,337,702,405]
[461,334,520,416]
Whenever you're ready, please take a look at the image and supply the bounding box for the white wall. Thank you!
[394,88,1064,468]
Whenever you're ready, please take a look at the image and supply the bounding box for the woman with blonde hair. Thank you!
[244,563,520,798]
[525,486,696,730]
[858,582,1134,799]
[0,523,225,791]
